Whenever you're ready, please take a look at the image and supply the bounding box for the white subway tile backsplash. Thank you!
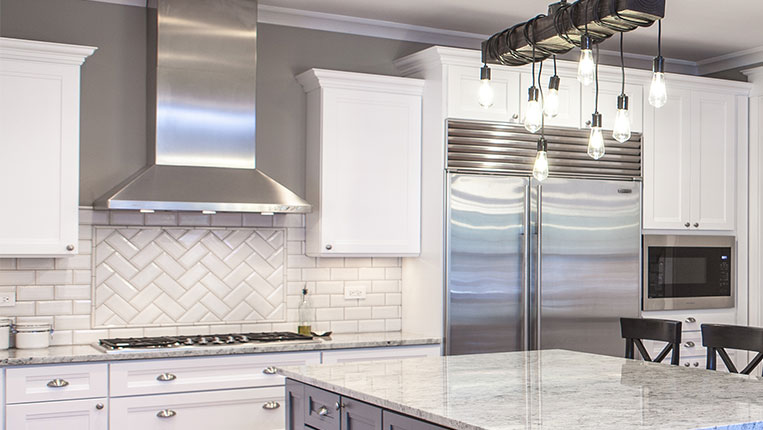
[372,306,399,319]
[316,307,343,321]
[358,319,386,332]
[0,271,34,285]
[54,315,91,330]
[145,212,178,226]
[110,211,144,225]
[385,267,402,280]
[0,302,33,316]
[331,268,358,281]
[17,258,55,270]
[302,268,330,281]
[37,300,73,315]
[0,259,16,270]
[178,213,211,226]
[316,281,344,295]
[210,213,242,227]
[17,285,55,301]
[55,254,91,270]
[36,270,73,284]
[359,268,385,280]
[243,213,274,227]
[316,258,344,268]
[331,320,358,333]
[345,307,372,320]
[345,258,372,268]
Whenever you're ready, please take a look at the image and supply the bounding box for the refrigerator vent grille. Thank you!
[447,120,641,180]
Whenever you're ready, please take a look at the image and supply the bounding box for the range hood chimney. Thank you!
[94,0,311,213]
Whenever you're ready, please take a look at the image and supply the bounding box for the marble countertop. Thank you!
[279,349,763,430]
[0,332,440,366]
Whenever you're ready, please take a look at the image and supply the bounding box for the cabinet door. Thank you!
[643,87,692,230]
[6,397,107,430]
[342,397,382,430]
[383,411,448,430]
[521,72,581,128]
[110,387,284,430]
[446,64,520,122]
[318,87,421,256]
[0,57,80,256]
[286,379,305,430]
[690,91,736,231]
[580,80,643,133]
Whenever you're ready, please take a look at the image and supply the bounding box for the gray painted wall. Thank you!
[0,0,428,204]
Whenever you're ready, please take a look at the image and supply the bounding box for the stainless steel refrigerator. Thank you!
[445,121,641,357]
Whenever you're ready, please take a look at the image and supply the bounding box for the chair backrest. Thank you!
[620,317,682,365]
[701,324,763,375]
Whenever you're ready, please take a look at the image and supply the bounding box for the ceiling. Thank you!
[258,0,763,64]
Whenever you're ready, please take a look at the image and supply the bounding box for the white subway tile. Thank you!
[385,267,402,280]
[385,293,402,306]
[316,307,343,321]
[358,319,386,332]
[0,259,16,270]
[288,255,316,268]
[287,228,305,241]
[37,300,73,315]
[36,270,73,284]
[273,214,304,228]
[363,293,386,307]
[359,268,385,280]
[0,271,34,285]
[287,241,302,255]
[78,240,92,254]
[330,268,358,281]
[17,285,54,301]
[54,315,91,330]
[302,268,330,281]
[73,300,91,315]
[331,320,358,333]
[372,280,399,293]
[345,307,372,320]
[330,294,357,308]
[0,302,34,316]
[372,306,399,319]
[178,212,211,226]
[286,268,302,281]
[55,285,91,300]
[316,281,344,295]
[72,329,109,344]
[17,258,55,270]
[316,258,344,268]
[311,294,330,308]
[385,318,402,331]
[55,254,91,270]
[79,225,93,240]
[110,211,144,225]
[51,330,73,346]
[177,325,211,335]
[108,327,145,338]
[145,212,178,226]
[243,213,274,227]
[240,322,274,332]
[344,258,372,268]
[373,257,400,267]
[211,213,242,227]
[72,270,92,284]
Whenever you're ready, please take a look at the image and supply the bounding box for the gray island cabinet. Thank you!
[279,349,763,430]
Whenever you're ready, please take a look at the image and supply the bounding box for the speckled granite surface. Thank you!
[279,349,763,430]
[0,332,440,366]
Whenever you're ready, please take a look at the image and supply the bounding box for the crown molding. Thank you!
[86,0,146,6]
[698,46,763,76]
[0,37,97,65]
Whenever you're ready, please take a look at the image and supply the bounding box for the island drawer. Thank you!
[384,410,449,430]
[305,384,341,430]
[110,351,321,396]
[6,363,108,404]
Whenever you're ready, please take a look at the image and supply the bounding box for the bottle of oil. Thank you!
[297,287,314,336]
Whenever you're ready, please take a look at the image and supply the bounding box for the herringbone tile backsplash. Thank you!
[0,209,402,345]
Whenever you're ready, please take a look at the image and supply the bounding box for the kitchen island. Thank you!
[279,349,763,430]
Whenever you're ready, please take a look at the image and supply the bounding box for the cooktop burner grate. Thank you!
[98,331,314,351]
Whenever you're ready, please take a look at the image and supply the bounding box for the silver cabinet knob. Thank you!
[684,341,695,348]
[262,366,278,375]
[318,406,329,417]
[47,378,69,388]
[693,362,700,367]
[262,401,280,410]
[66,244,75,251]
[156,373,176,382]
[95,403,104,410]
[511,114,519,120]
[693,222,699,228]
[685,317,696,323]
[684,362,690,367]
[684,222,690,228]
[325,244,332,250]
[157,409,177,418]
[335,401,342,411]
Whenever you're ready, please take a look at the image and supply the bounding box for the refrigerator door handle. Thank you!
[522,182,530,351]
[535,184,542,350]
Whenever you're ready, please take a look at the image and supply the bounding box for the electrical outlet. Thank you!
[0,292,15,307]
[344,284,367,300]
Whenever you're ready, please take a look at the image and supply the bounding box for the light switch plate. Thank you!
[345,284,367,300]
[0,291,16,307]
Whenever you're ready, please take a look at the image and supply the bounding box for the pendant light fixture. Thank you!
[577,4,594,86]
[523,42,543,133]
[612,33,631,143]
[587,45,605,160]
[478,63,495,108]
[544,55,560,118]
[533,136,549,181]
[648,20,667,108]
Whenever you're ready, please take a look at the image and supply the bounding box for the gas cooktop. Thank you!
[96,331,316,353]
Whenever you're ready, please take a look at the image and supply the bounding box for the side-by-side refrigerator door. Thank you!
[535,178,641,357]
[446,173,529,355]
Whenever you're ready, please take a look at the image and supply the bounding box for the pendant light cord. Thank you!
[539,60,545,138]
[553,55,557,76]
[594,44,600,114]
[657,20,662,57]
[620,32,625,94]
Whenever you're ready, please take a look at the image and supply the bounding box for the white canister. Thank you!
[0,319,11,350]
[14,322,52,349]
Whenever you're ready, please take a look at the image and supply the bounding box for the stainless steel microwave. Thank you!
[643,235,734,311]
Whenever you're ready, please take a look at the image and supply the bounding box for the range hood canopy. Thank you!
[94,0,311,214]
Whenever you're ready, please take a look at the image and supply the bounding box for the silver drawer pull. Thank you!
[262,366,278,375]
[95,403,104,410]
[47,378,69,388]
[318,406,329,417]
[694,362,700,367]
[685,317,696,323]
[157,409,176,418]
[156,373,177,382]
[262,401,280,410]
[684,341,695,348]
[684,362,690,367]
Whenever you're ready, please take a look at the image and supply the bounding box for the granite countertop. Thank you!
[279,349,763,430]
[0,332,440,366]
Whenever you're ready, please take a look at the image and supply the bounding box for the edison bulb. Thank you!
[612,109,631,143]
[577,49,595,86]
[587,126,605,160]
[532,150,549,181]
[478,79,495,108]
[649,72,667,108]
[544,88,560,118]
[524,99,543,133]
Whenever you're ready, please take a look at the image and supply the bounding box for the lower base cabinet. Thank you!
[110,387,283,430]
[6,397,108,430]
[383,411,448,430]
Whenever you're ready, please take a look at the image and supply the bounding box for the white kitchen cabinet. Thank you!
[643,87,737,231]
[6,363,108,404]
[298,69,424,257]
[321,344,441,364]
[580,80,643,133]
[0,38,95,257]
[521,72,581,129]
[447,64,520,122]
[110,387,283,430]
[6,397,107,430]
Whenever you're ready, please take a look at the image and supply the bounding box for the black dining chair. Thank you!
[701,323,763,375]
[620,317,682,365]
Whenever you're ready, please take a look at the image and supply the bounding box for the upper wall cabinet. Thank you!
[447,64,520,123]
[0,38,95,257]
[297,69,424,257]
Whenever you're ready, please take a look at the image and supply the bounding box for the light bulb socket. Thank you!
[617,94,629,110]
[537,137,548,152]
[528,86,540,102]
[591,112,602,128]
[652,56,665,74]
[480,64,491,81]
[548,75,560,91]
[580,34,592,51]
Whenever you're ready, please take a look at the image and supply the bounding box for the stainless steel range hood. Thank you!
[94,0,311,213]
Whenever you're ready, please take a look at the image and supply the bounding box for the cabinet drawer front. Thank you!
[6,397,107,430]
[6,363,108,404]
[322,345,441,364]
[305,384,341,430]
[383,410,449,430]
[110,351,320,396]
[110,387,284,430]
[343,397,382,430]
